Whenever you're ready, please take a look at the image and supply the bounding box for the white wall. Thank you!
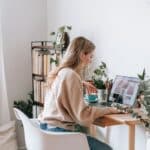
[47,0,150,149]
[47,0,150,79]
[1,0,47,148]
[1,0,150,149]
[1,0,47,118]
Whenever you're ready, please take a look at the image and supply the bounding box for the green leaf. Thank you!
[138,68,146,80]
[94,69,101,75]
[50,32,55,35]
[145,122,150,128]
[93,79,106,89]
[67,26,72,30]
[13,91,34,118]
[101,61,106,68]
[58,26,65,32]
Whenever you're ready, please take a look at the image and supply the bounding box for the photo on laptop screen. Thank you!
[109,75,140,106]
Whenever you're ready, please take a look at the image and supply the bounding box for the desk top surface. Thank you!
[94,113,140,127]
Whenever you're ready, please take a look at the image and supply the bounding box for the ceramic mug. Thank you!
[86,93,98,103]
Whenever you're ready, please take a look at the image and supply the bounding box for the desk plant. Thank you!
[92,61,107,89]
[92,62,108,101]
[136,69,150,130]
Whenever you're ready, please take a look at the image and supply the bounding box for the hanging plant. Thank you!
[50,25,72,51]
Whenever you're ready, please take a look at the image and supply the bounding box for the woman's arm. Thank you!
[63,71,119,127]
[82,80,97,94]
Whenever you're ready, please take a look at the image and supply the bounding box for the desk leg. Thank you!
[128,124,135,150]
[106,127,111,144]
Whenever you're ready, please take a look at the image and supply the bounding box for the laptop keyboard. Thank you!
[89,101,113,107]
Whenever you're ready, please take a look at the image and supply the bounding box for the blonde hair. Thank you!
[47,36,95,87]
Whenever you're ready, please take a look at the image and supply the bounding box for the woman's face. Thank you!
[80,50,94,66]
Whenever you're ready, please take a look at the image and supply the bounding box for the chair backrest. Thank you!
[13,108,90,150]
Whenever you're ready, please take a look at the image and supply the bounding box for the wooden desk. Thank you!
[94,114,140,150]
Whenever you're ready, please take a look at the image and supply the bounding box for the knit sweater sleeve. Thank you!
[62,70,118,127]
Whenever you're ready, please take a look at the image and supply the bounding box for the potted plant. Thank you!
[13,91,42,118]
[50,25,72,53]
[92,62,108,102]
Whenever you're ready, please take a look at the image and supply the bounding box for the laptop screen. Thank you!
[109,75,140,106]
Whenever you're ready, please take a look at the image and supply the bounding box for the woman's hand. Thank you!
[109,107,128,114]
[82,81,97,94]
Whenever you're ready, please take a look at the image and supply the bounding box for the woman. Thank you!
[38,36,118,150]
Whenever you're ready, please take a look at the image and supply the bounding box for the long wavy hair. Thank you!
[47,36,95,87]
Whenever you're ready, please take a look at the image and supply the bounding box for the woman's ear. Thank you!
[80,52,86,61]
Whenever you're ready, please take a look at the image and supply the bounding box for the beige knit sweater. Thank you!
[38,68,117,131]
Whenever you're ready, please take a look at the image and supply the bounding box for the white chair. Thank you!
[13,108,89,150]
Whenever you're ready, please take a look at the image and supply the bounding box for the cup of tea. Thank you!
[85,93,98,103]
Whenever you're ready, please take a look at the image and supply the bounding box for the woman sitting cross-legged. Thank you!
[38,36,119,150]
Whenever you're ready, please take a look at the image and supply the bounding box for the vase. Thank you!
[97,89,107,103]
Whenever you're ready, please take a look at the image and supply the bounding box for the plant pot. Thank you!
[97,89,107,103]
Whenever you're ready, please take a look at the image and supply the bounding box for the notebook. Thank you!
[108,75,140,107]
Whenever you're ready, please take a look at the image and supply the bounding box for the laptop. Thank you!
[108,75,140,107]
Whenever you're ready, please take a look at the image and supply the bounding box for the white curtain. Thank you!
[0,4,18,150]
[0,5,10,125]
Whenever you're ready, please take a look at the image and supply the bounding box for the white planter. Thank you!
[97,89,107,103]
